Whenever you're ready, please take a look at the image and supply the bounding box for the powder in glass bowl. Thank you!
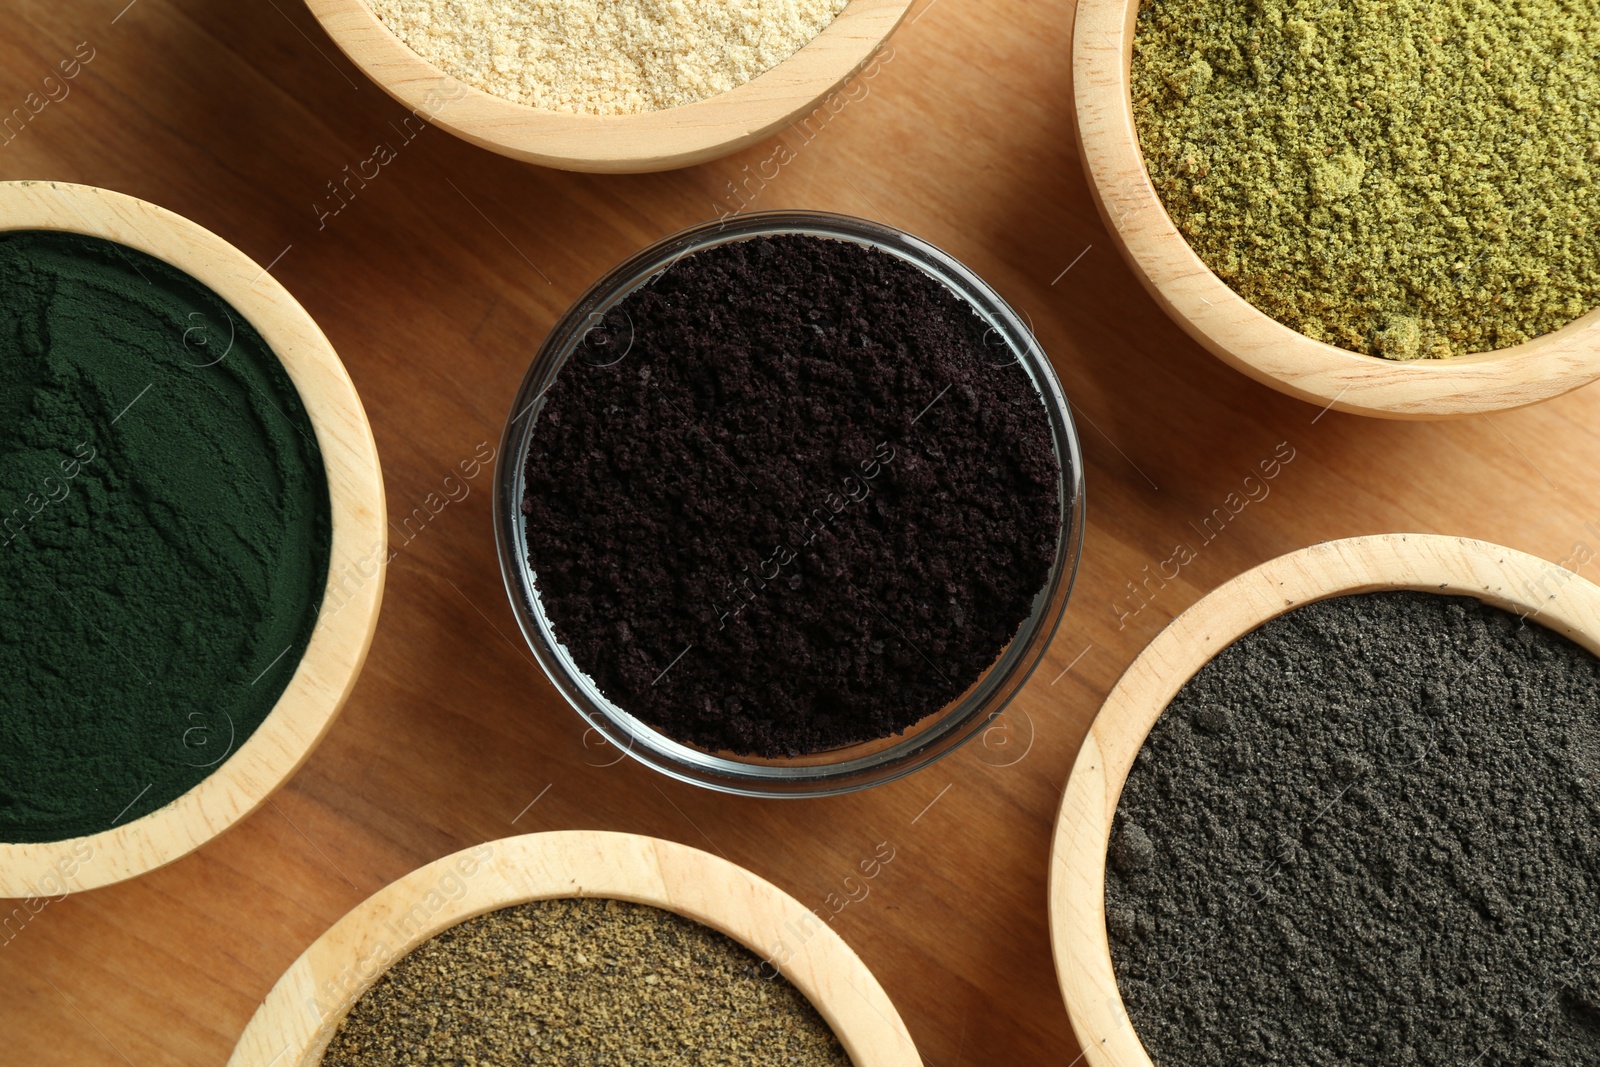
[520,233,1061,758]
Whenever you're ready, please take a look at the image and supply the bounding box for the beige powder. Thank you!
[367,0,851,115]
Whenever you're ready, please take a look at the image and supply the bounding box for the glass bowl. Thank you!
[493,211,1085,797]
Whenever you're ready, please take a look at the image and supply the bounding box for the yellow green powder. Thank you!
[1131,0,1600,360]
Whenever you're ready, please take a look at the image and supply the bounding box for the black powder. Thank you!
[521,234,1060,757]
[1107,591,1600,1067]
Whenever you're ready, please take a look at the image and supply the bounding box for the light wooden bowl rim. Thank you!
[0,181,386,897]
[228,830,922,1066]
[1047,532,1600,1067]
[1072,0,1600,420]
[303,0,913,173]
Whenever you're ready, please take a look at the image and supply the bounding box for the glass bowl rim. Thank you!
[493,209,1086,797]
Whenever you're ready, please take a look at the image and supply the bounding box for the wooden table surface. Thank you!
[7,1,1600,1064]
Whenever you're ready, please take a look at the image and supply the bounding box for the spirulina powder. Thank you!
[0,230,331,844]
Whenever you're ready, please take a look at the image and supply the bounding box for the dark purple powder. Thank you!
[521,234,1060,757]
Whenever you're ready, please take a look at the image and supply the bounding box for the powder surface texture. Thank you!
[0,230,331,844]
[1108,591,1600,1066]
[322,897,852,1066]
[1131,0,1600,359]
[522,234,1060,757]
[367,0,850,115]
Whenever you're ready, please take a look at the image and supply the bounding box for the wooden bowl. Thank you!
[228,830,922,1066]
[1073,0,1600,420]
[304,0,913,173]
[0,182,386,897]
[1047,533,1600,1067]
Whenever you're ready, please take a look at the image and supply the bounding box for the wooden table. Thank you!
[6,1,1599,1063]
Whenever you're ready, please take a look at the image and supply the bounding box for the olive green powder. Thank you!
[323,898,853,1066]
[1131,0,1600,359]
[0,229,331,844]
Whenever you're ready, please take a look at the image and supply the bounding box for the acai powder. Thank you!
[1107,591,1600,1066]
[0,231,331,843]
[521,233,1061,758]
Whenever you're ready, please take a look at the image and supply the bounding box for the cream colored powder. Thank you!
[367,0,851,115]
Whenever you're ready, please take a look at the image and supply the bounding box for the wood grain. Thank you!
[1048,534,1600,1067]
[306,0,914,172]
[1074,0,1600,419]
[0,182,385,896]
[5,1,1600,1065]
[229,832,920,1065]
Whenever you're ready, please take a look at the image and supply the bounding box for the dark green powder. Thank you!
[0,230,331,844]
